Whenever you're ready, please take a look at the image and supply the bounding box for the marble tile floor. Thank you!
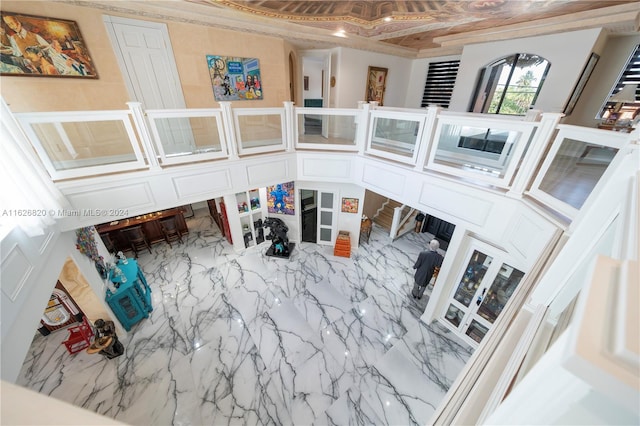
[17,209,474,425]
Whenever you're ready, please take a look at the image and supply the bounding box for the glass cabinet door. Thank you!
[452,250,493,307]
[443,245,526,346]
[445,249,493,330]
[477,264,525,324]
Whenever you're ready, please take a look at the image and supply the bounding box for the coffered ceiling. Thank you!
[70,0,640,57]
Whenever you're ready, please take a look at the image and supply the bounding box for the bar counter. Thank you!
[96,207,188,252]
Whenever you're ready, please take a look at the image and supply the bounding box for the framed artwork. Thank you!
[563,52,599,115]
[267,181,295,215]
[0,12,98,78]
[341,197,359,214]
[365,66,388,105]
[207,55,263,101]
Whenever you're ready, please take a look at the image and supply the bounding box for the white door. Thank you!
[300,50,331,138]
[442,242,526,346]
[103,15,194,156]
[317,191,335,245]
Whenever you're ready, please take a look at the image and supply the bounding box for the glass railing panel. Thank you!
[528,126,628,218]
[370,117,420,157]
[30,120,138,171]
[235,111,285,154]
[432,124,522,178]
[146,109,228,165]
[538,138,617,210]
[152,116,222,157]
[16,109,147,179]
[296,113,357,147]
[365,110,428,164]
[427,114,539,188]
[155,117,222,157]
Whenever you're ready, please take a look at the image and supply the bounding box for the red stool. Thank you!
[62,316,94,354]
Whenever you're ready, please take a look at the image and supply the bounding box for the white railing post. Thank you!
[283,101,295,152]
[415,105,440,171]
[507,112,564,198]
[356,102,371,155]
[127,102,160,170]
[219,102,239,160]
[389,205,403,239]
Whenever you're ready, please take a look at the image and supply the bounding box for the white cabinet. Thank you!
[225,188,267,251]
[442,243,525,347]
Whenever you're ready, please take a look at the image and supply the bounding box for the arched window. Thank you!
[470,53,550,116]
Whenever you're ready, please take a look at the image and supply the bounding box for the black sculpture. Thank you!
[263,217,294,258]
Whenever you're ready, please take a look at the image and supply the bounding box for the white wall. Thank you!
[302,56,324,101]
[333,47,413,108]
[449,28,603,113]
[563,33,640,127]
[1,227,72,382]
[324,28,604,114]
[296,180,366,249]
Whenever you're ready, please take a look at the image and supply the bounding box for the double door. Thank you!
[443,244,525,346]
[300,189,336,245]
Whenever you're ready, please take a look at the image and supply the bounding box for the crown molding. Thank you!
[433,3,640,47]
[61,1,640,59]
[64,0,419,58]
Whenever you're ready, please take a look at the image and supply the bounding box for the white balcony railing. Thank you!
[13,102,639,222]
[16,108,146,180]
[145,107,228,165]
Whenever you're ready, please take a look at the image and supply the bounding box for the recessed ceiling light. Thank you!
[384,17,392,22]
[333,29,347,38]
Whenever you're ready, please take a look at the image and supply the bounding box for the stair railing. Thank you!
[390,205,416,239]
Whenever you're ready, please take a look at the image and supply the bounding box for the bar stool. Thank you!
[121,226,152,257]
[102,232,119,254]
[160,217,184,247]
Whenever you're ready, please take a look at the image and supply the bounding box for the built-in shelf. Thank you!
[234,189,266,249]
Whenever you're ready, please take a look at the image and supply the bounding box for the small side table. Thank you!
[334,231,351,258]
[360,217,372,244]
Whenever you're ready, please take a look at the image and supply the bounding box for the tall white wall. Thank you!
[1,227,72,382]
[449,28,603,113]
[563,33,640,127]
[302,56,324,101]
[300,28,632,116]
[333,47,413,108]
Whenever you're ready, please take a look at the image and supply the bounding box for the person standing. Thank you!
[415,212,425,233]
[412,239,443,299]
[2,15,50,57]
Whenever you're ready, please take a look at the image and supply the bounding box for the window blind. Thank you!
[421,60,460,108]
[601,44,640,117]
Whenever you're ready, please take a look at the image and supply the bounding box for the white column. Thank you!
[507,112,563,198]
[127,102,160,170]
[219,102,239,160]
[283,101,295,152]
[356,102,370,155]
[414,105,440,171]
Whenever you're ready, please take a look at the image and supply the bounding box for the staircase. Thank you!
[373,199,402,231]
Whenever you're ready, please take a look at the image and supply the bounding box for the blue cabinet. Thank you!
[106,259,152,331]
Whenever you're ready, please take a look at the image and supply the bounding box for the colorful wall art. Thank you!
[267,181,294,215]
[207,55,263,101]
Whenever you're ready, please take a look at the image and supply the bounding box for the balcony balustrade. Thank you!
[13,101,638,223]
